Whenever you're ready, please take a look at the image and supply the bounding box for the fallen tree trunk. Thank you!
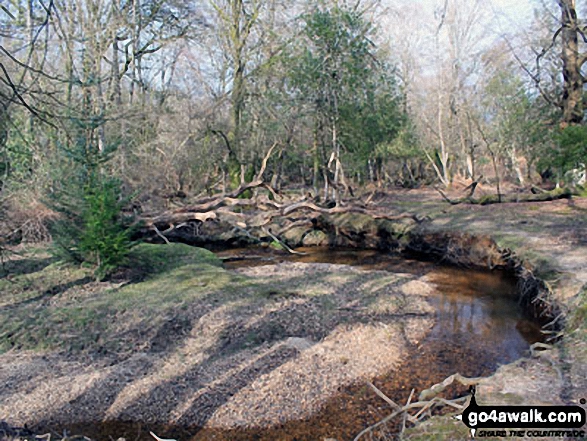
[140,197,422,238]
[436,187,573,205]
[135,143,428,249]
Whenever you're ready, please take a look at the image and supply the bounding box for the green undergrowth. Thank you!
[568,284,587,337]
[126,241,221,274]
[0,243,233,355]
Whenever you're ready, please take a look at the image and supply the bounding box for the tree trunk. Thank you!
[26,0,36,142]
[332,120,340,203]
[368,159,375,182]
[558,0,584,125]
[312,132,320,192]
[510,145,525,186]
[437,94,450,186]
[231,55,245,160]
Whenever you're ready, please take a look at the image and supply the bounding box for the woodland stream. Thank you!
[219,247,544,382]
[44,247,544,441]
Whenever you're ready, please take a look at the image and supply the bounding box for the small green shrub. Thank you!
[50,174,134,280]
[48,119,134,280]
[78,176,133,279]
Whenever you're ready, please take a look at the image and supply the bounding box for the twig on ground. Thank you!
[401,388,416,434]
[418,373,483,401]
[368,382,401,412]
[354,373,481,441]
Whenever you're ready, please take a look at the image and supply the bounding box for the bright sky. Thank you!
[492,0,534,20]
[382,0,536,30]
[373,0,541,88]
[490,0,537,32]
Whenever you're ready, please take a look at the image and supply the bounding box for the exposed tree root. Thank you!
[510,256,566,334]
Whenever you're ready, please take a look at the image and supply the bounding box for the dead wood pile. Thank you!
[137,146,424,248]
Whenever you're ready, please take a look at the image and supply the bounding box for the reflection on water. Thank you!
[426,266,543,368]
[189,247,543,440]
[41,247,544,441]
[220,246,544,364]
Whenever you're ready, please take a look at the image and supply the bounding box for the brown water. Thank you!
[219,246,543,366]
[38,247,544,441]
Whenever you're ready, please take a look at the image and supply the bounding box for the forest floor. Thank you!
[372,187,587,439]
[0,242,439,439]
[0,187,586,441]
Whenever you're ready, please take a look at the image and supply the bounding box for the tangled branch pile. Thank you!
[137,147,423,248]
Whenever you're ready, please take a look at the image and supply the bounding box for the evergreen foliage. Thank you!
[553,125,587,175]
[288,5,407,182]
[48,120,134,280]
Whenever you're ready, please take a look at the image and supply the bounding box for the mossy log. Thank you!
[437,187,573,205]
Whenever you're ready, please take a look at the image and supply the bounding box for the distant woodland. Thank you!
[1,0,586,274]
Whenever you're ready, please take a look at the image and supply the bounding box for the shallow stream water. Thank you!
[47,247,544,441]
[219,246,543,364]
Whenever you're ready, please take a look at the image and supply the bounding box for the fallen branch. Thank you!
[354,371,484,440]
[263,227,306,255]
[353,391,469,441]
[147,211,217,229]
[463,178,482,198]
[153,225,171,244]
[435,187,456,204]
[282,201,420,222]
[436,188,573,205]
[368,382,402,413]
[402,388,416,433]
[150,432,177,441]
[418,373,483,401]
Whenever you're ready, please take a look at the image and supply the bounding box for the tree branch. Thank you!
[503,36,561,108]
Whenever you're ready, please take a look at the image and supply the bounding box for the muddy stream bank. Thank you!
[34,246,545,441]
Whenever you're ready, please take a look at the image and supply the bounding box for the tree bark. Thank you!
[558,0,584,125]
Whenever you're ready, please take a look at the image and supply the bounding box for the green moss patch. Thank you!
[0,243,227,355]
